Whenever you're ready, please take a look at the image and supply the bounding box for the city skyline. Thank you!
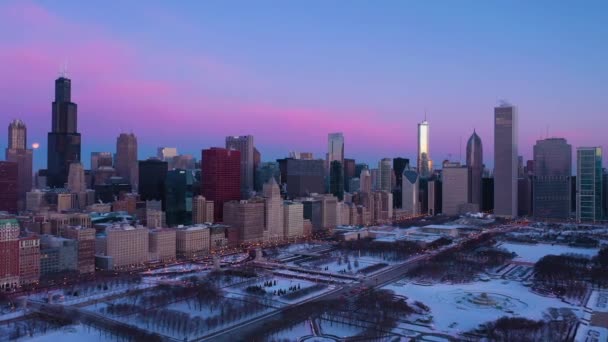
[1,1,607,171]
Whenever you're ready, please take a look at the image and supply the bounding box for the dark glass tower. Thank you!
[392,157,409,208]
[165,169,194,227]
[47,76,81,188]
[138,159,168,208]
[330,160,344,201]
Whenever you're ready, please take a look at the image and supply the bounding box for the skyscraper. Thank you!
[392,158,409,208]
[6,120,33,209]
[379,158,392,192]
[442,162,469,215]
[402,168,420,216]
[0,162,18,213]
[285,159,325,198]
[157,147,178,161]
[533,138,572,219]
[360,169,372,194]
[417,119,432,178]
[226,135,254,198]
[115,133,138,189]
[329,161,344,201]
[343,158,356,192]
[47,76,81,188]
[165,169,194,227]
[327,133,345,169]
[466,130,483,207]
[576,147,603,222]
[138,159,168,207]
[494,103,518,218]
[263,178,283,241]
[90,152,113,171]
[201,148,241,222]
[67,162,86,193]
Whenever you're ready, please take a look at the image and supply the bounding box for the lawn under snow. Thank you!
[498,242,599,263]
[25,325,114,342]
[383,279,582,334]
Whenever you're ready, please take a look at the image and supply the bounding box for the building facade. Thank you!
[192,195,214,224]
[165,169,194,227]
[0,161,18,213]
[442,163,469,216]
[138,159,168,207]
[149,229,176,262]
[263,178,283,241]
[533,138,572,219]
[225,135,254,198]
[6,119,33,210]
[494,103,518,218]
[576,147,603,222]
[223,200,265,243]
[115,133,138,189]
[466,130,483,208]
[201,148,241,222]
[0,219,20,290]
[417,119,432,178]
[402,169,420,216]
[283,201,304,238]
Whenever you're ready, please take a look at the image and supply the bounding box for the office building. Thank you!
[67,162,86,193]
[532,138,572,219]
[263,178,283,241]
[47,76,81,188]
[91,152,113,171]
[165,169,194,227]
[0,161,18,213]
[157,147,178,161]
[283,201,304,238]
[138,159,168,206]
[99,224,149,270]
[61,226,95,274]
[6,119,33,209]
[115,133,138,189]
[192,195,214,224]
[494,103,518,218]
[327,133,345,173]
[417,119,432,178]
[149,229,176,262]
[176,225,210,258]
[226,135,254,198]
[371,168,380,191]
[285,159,324,198]
[330,161,344,201]
[442,162,470,215]
[223,199,265,243]
[392,158,409,208]
[466,130,483,208]
[349,178,360,193]
[343,158,356,192]
[201,148,241,222]
[40,235,78,275]
[314,194,338,231]
[577,147,603,222]
[0,219,20,290]
[378,158,392,192]
[18,236,40,285]
[402,168,420,216]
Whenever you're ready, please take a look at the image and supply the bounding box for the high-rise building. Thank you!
[263,178,283,241]
[157,147,178,161]
[442,162,469,215]
[138,159,167,201]
[0,162,18,213]
[402,168,420,216]
[90,152,113,171]
[371,168,380,191]
[343,158,356,192]
[176,225,210,258]
[0,219,20,290]
[348,178,360,193]
[223,199,265,243]
[61,226,95,274]
[360,169,372,194]
[379,158,392,192]
[201,148,241,222]
[165,169,194,227]
[392,158,409,208]
[6,119,33,209]
[253,147,261,191]
[532,138,572,219]
[18,236,40,286]
[327,133,345,172]
[285,159,325,198]
[330,161,344,201]
[256,162,281,192]
[192,195,214,224]
[283,201,304,238]
[494,103,518,218]
[576,147,603,222]
[466,130,483,208]
[313,194,338,231]
[417,119,432,178]
[99,224,149,270]
[149,229,176,262]
[226,135,254,198]
[115,133,138,189]
[47,76,81,188]
[67,162,86,193]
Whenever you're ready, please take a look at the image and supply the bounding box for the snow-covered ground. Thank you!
[141,263,208,275]
[268,320,313,340]
[498,242,599,263]
[574,326,608,342]
[586,290,608,312]
[318,319,366,338]
[383,279,582,334]
[24,325,116,342]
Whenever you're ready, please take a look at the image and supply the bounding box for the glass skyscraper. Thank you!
[165,169,194,227]
[533,138,572,219]
[417,119,431,178]
[576,147,603,222]
[494,103,518,218]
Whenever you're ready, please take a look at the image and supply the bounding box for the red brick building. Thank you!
[0,219,20,290]
[0,161,18,213]
[19,236,40,285]
[201,148,241,222]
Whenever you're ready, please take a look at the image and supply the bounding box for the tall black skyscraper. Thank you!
[139,159,168,208]
[47,76,81,188]
[330,160,344,201]
[392,158,409,208]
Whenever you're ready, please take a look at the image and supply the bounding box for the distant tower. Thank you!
[402,168,420,216]
[115,133,138,189]
[417,118,432,178]
[360,169,372,194]
[533,138,571,219]
[201,148,241,222]
[494,103,518,218]
[6,120,33,208]
[225,135,254,199]
[466,130,483,207]
[327,133,345,170]
[47,76,81,188]
[263,178,283,241]
[576,147,603,222]
[67,162,86,193]
[329,161,344,201]
[379,158,392,192]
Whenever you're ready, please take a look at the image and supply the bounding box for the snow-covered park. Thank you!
[498,242,599,263]
[383,279,582,334]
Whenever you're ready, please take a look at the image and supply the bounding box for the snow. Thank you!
[141,263,208,275]
[383,279,582,334]
[270,320,313,340]
[318,319,365,338]
[498,242,599,263]
[586,291,608,313]
[574,326,608,342]
[24,325,113,342]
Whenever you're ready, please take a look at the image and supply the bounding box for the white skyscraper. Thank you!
[263,178,283,241]
[327,132,344,170]
[417,118,432,178]
[402,168,420,216]
[360,169,372,194]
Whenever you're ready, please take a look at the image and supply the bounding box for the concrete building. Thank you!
[115,133,138,190]
[329,161,344,201]
[577,147,603,222]
[18,236,40,285]
[360,169,372,194]
[494,103,518,218]
[314,194,338,231]
[145,209,166,229]
[349,177,360,193]
[371,168,380,191]
[283,201,304,238]
[532,138,572,219]
[379,158,392,192]
[223,199,265,243]
[402,169,420,216]
[263,178,283,241]
[61,226,95,274]
[209,224,229,251]
[343,158,356,192]
[226,135,254,198]
[91,152,113,171]
[99,224,149,270]
[67,162,86,193]
[57,193,77,212]
[26,190,46,212]
[192,196,214,224]
[0,219,20,290]
[176,225,210,258]
[149,228,176,262]
[466,130,483,208]
[442,163,470,215]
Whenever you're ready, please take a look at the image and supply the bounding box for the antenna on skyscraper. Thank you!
[60,61,68,78]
